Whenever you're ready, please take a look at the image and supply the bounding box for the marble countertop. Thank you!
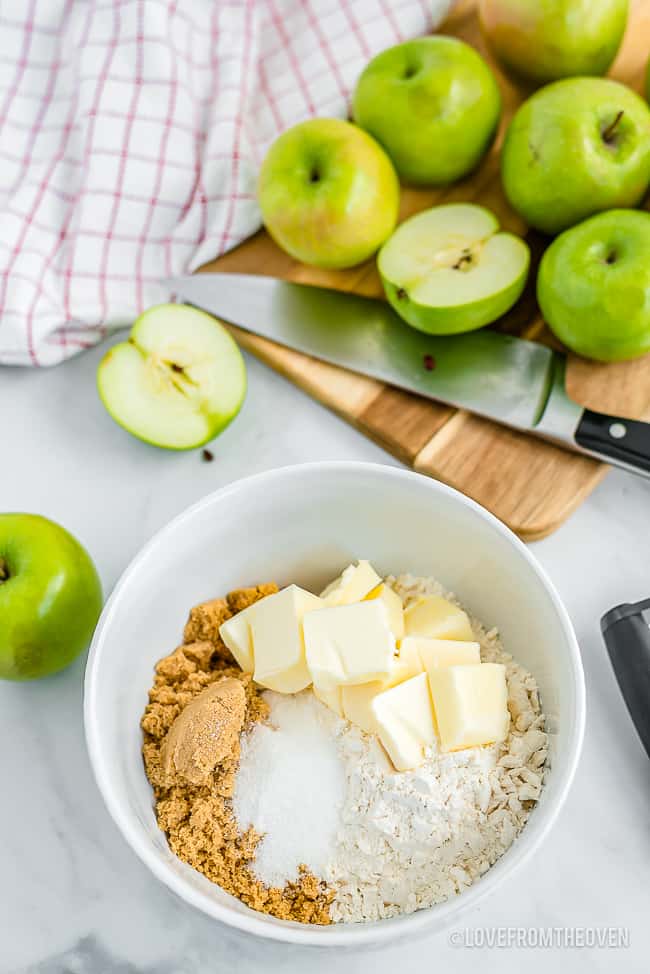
[1,337,649,974]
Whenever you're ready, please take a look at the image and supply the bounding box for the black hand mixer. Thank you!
[601,599,650,758]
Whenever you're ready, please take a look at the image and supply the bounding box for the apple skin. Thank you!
[0,514,103,681]
[479,0,629,87]
[537,209,650,362]
[258,118,399,269]
[382,267,527,335]
[501,77,650,235]
[352,36,501,186]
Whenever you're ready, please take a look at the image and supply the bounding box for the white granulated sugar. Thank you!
[326,574,548,923]
[233,690,345,888]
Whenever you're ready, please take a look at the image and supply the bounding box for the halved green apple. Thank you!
[97,304,246,449]
[378,203,530,335]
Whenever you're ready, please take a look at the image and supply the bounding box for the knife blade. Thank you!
[168,272,650,478]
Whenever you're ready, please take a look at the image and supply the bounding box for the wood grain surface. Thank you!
[200,0,650,540]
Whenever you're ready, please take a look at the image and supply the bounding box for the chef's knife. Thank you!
[168,273,650,477]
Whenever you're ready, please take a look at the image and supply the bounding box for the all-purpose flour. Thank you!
[326,574,547,922]
[327,723,498,920]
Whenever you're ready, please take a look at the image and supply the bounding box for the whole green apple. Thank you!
[537,209,650,361]
[501,78,650,235]
[479,0,629,86]
[352,36,501,185]
[258,118,399,269]
[0,514,102,680]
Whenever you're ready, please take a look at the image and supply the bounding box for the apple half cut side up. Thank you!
[97,304,247,450]
[378,204,530,335]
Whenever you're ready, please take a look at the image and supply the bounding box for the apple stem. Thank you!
[0,557,8,584]
[602,110,624,144]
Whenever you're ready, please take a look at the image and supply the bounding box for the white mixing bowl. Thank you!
[84,462,585,947]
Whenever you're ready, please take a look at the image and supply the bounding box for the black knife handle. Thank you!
[575,409,650,473]
[601,600,650,759]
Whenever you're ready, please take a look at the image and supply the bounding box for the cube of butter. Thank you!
[395,635,424,677]
[313,683,344,717]
[428,663,510,752]
[405,636,481,672]
[342,641,423,734]
[371,673,436,771]
[404,595,474,641]
[250,585,323,693]
[304,600,395,691]
[219,608,255,672]
[320,560,381,607]
[364,582,404,639]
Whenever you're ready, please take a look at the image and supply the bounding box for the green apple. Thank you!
[378,203,530,334]
[258,118,399,269]
[501,78,650,235]
[479,0,629,86]
[98,304,246,450]
[352,36,501,186]
[537,209,650,362]
[0,514,102,680]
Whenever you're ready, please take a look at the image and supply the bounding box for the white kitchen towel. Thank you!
[0,0,452,366]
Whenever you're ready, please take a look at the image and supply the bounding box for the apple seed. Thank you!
[453,248,474,271]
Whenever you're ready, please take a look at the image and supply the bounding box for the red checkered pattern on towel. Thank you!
[0,0,451,366]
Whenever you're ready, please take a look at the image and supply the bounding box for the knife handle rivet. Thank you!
[609,422,627,440]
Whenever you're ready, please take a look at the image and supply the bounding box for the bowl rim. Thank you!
[84,460,585,947]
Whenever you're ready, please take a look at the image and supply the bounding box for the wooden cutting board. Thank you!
[201,0,650,541]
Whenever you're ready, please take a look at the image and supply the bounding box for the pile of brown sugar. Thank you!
[141,583,334,924]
